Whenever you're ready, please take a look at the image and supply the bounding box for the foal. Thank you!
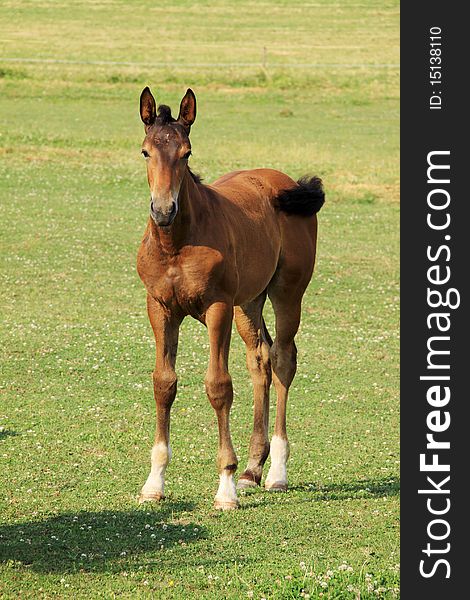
[137,87,324,509]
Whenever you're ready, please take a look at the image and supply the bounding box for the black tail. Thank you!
[276,176,325,216]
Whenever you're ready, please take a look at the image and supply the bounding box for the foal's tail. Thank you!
[275,176,325,217]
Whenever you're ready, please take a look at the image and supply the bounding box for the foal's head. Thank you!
[139,87,196,226]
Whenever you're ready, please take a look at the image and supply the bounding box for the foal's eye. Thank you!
[141,149,149,158]
[183,150,192,160]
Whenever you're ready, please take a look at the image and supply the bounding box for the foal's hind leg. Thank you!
[264,292,302,492]
[234,295,272,489]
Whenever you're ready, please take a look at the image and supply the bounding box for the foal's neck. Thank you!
[149,169,199,254]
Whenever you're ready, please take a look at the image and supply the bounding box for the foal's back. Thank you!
[208,168,320,303]
[211,167,296,210]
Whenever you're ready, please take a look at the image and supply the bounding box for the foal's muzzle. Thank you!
[150,200,177,227]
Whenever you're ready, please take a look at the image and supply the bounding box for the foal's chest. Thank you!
[137,244,227,314]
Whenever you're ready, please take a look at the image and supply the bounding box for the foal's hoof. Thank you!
[138,491,165,504]
[237,471,260,490]
[265,481,288,492]
[237,478,258,490]
[214,499,240,511]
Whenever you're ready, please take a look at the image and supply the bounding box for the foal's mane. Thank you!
[188,168,203,184]
[156,104,175,125]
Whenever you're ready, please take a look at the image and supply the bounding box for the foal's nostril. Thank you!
[150,200,175,217]
[149,199,178,226]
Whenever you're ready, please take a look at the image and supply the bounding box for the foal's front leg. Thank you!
[140,295,182,503]
[205,301,239,510]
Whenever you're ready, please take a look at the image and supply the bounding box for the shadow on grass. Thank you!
[0,501,208,574]
[238,476,399,511]
[0,429,18,441]
[290,476,400,500]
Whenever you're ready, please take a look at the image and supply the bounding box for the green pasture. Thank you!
[0,1,399,598]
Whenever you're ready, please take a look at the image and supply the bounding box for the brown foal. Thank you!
[136,87,324,509]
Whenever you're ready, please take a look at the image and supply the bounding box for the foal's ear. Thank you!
[140,87,156,128]
[177,88,197,131]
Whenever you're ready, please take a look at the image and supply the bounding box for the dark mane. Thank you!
[188,167,203,184]
[156,104,175,125]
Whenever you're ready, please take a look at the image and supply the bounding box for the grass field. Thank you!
[0,1,399,598]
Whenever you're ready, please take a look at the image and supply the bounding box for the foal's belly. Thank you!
[232,248,279,306]
[231,218,281,306]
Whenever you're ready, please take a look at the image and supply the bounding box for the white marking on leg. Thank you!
[141,442,171,498]
[214,471,239,507]
[265,435,289,489]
